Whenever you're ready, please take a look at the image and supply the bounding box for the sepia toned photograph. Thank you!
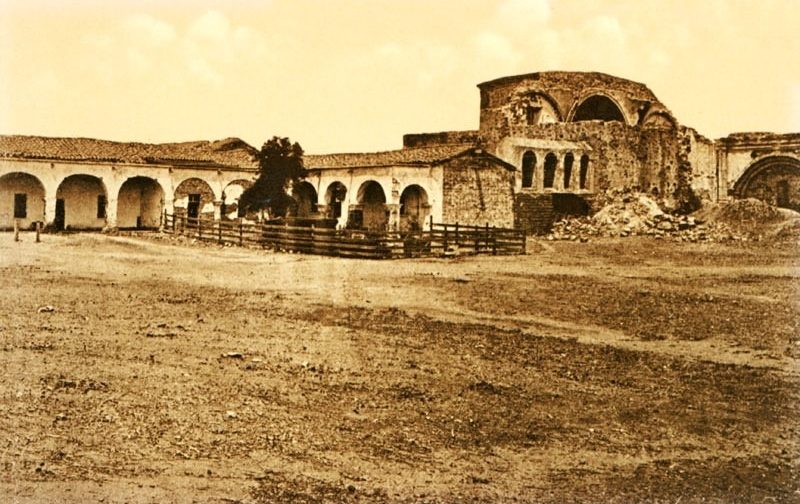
[1,0,798,502]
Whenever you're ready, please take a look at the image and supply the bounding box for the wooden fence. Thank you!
[163,212,525,259]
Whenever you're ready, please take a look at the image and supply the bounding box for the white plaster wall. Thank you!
[57,176,107,229]
[117,179,164,228]
[0,173,45,229]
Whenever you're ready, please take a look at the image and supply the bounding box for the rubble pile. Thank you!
[548,192,748,242]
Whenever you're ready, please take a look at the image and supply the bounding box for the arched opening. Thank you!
[174,178,215,220]
[521,151,536,188]
[324,181,347,221]
[56,174,107,230]
[117,177,164,229]
[543,153,557,189]
[733,156,800,211]
[221,179,253,219]
[399,185,430,231]
[572,95,626,123]
[354,180,387,231]
[0,172,46,230]
[579,155,590,190]
[563,153,575,189]
[292,181,318,218]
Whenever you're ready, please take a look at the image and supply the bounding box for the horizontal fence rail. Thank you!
[162,212,525,259]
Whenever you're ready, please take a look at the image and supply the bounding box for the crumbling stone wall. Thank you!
[442,156,514,228]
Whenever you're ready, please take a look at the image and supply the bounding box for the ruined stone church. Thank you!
[1,71,798,232]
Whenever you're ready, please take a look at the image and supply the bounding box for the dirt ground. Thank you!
[1,232,798,503]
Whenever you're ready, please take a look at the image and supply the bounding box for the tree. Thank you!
[239,136,306,218]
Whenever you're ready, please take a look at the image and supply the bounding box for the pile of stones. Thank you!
[547,193,747,242]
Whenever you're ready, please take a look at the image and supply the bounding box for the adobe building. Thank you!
[2,71,798,233]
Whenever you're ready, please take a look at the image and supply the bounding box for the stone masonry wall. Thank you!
[442,156,514,228]
[403,131,480,149]
[485,122,683,198]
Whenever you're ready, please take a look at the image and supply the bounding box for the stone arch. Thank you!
[521,151,536,188]
[56,174,108,230]
[570,94,627,124]
[543,153,558,189]
[292,181,318,218]
[355,180,388,231]
[221,179,253,219]
[733,155,800,211]
[563,153,575,189]
[519,92,563,124]
[117,176,164,229]
[399,184,430,231]
[0,172,46,229]
[579,154,590,190]
[324,181,348,220]
[174,177,215,219]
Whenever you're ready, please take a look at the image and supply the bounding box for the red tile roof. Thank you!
[0,135,259,169]
[304,144,478,169]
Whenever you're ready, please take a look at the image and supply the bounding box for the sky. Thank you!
[1,0,799,154]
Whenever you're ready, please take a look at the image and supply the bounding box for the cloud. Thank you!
[79,10,267,87]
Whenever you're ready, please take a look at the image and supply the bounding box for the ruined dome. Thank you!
[477,71,674,128]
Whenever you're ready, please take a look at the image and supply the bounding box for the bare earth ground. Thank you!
[1,232,798,503]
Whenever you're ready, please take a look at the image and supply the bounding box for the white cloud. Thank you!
[79,10,268,87]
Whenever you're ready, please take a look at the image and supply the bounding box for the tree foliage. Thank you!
[239,136,306,218]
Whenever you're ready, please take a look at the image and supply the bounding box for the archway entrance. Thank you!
[221,180,253,219]
[56,174,107,230]
[292,181,318,218]
[0,172,45,229]
[174,178,215,220]
[118,177,164,229]
[399,185,429,231]
[733,156,800,211]
[324,181,348,225]
[355,181,387,231]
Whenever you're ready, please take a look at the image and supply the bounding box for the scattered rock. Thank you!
[37,305,55,313]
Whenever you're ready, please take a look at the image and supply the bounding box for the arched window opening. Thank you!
[355,180,388,231]
[579,155,590,190]
[521,151,536,188]
[563,153,574,189]
[572,95,625,123]
[543,153,557,189]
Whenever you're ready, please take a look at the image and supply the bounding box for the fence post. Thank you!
[13,219,19,242]
[455,222,459,246]
[197,217,202,239]
[521,229,527,254]
[36,221,41,243]
[443,223,448,251]
[239,220,244,246]
[492,225,497,255]
[218,220,222,244]
[429,214,433,231]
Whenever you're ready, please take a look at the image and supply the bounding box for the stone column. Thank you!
[104,197,118,231]
[211,200,222,221]
[44,196,57,228]
[386,203,400,231]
